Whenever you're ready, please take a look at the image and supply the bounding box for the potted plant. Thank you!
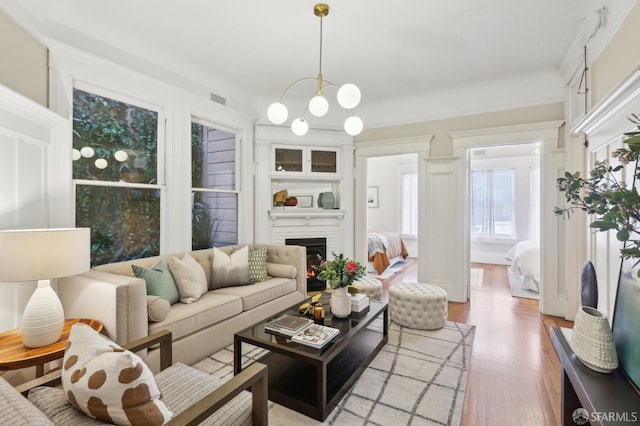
[555,114,640,266]
[318,252,365,318]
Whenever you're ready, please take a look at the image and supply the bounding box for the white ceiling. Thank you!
[0,0,627,129]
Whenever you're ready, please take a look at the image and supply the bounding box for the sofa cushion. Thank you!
[211,246,251,289]
[148,292,242,341]
[155,362,252,425]
[132,260,180,304]
[266,262,297,279]
[0,376,53,426]
[146,296,170,322]
[62,323,172,426]
[169,253,208,303]
[212,277,296,311]
[29,386,104,425]
[248,246,270,283]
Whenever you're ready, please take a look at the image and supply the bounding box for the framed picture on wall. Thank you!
[367,186,378,208]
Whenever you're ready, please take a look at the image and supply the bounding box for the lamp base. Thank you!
[21,280,65,348]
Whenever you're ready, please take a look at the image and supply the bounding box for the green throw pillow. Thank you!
[248,246,270,283]
[132,260,180,304]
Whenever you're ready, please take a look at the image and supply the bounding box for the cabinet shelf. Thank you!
[270,175,342,183]
[269,210,345,219]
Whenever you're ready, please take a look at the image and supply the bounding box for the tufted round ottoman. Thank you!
[352,276,383,301]
[389,282,448,330]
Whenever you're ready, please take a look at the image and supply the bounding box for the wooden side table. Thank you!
[0,318,103,377]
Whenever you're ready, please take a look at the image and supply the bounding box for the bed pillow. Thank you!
[61,323,172,426]
[211,246,251,289]
[132,260,179,305]
[169,253,208,303]
[146,296,170,322]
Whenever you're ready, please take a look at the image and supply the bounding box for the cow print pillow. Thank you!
[61,323,172,425]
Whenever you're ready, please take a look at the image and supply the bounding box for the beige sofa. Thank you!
[58,244,307,371]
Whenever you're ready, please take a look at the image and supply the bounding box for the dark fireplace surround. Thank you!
[285,237,326,292]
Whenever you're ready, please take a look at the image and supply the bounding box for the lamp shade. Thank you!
[0,228,90,282]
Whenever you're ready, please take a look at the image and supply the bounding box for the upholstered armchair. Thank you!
[2,330,268,426]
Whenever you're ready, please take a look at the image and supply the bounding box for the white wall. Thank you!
[366,153,418,256]
[0,85,70,332]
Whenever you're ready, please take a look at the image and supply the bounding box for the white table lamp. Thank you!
[0,228,90,348]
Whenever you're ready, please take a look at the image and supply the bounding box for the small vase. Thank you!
[570,306,618,373]
[330,286,351,318]
[321,192,335,210]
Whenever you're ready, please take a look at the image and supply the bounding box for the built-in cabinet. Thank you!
[255,126,354,257]
[272,146,340,176]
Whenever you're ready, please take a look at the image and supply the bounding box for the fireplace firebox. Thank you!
[285,237,326,292]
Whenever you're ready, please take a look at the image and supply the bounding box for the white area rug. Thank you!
[470,268,483,287]
[192,320,476,425]
[369,259,410,279]
[507,269,540,300]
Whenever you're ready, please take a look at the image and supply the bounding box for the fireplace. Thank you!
[286,237,326,292]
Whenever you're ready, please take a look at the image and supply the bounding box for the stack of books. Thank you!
[291,324,340,348]
[264,314,313,337]
[351,293,370,318]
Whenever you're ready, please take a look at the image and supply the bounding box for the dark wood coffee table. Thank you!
[234,296,388,421]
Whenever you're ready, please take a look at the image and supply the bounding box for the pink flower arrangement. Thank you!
[318,252,365,289]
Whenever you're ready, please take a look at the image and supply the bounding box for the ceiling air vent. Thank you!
[473,149,486,156]
[210,92,226,106]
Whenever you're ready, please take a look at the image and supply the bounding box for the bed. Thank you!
[367,232,409,275]
[504,240,540,293]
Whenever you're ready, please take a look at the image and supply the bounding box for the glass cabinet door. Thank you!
[310,149,337,174]
[274,148,303,173]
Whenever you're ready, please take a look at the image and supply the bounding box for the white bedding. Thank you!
[504,240,540,292]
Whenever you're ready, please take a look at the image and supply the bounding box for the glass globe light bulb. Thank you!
[337,83,361,109]
[114,150,128,162]
[72,149,81,161]
[344,116,363,136]
[267,102,288,124]
[308,95,329,117]
[94,158,108,169]
[291,118,309,136]
[80,146,95,158]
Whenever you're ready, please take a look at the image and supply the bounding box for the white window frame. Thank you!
[48,41,254,254]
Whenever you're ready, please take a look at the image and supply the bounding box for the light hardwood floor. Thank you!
[378,260,573,426]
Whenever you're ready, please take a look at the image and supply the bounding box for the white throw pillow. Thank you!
[62,323,172,425]
[169,253,208,303]
[211,246,251,289]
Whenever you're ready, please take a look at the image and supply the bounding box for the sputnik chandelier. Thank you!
[267,3,363,136]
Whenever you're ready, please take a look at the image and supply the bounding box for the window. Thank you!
[400,172,418,237]
[470,169,515,239]
[72,87,163,266]
[191,120,238,249]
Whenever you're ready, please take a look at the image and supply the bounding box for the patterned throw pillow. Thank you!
[132,260,179,304]
[61,323,172,425]
[169,253,208,303]
[248,246,270,283]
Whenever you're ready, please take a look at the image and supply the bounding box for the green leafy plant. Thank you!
[555,114,640,262]
[318,252,365,289]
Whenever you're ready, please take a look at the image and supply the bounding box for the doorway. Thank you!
[353,136,431,278]
[469,143,541,301]
[366,153,419,276]
[451,120,565,315]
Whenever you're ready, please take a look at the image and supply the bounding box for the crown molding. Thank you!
[559,1,638,82]
[570,67,640,135]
